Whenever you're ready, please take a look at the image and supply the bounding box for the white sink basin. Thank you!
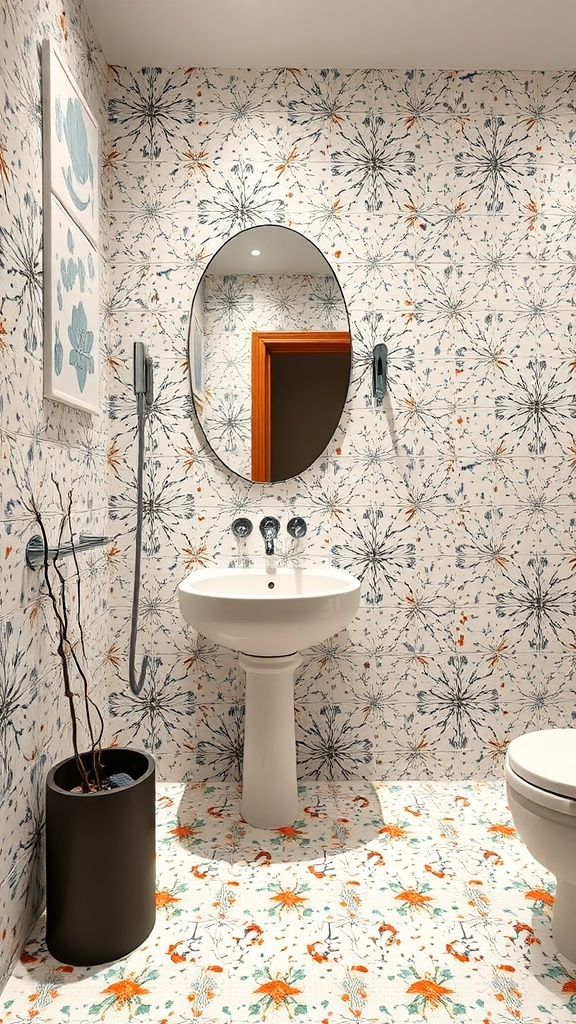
[178,564,361,656]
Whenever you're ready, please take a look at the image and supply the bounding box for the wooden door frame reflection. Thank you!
[251,330,351,482]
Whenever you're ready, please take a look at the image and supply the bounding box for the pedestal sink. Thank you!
[178,564,361,829]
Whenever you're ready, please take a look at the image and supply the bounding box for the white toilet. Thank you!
[505,728,576,962]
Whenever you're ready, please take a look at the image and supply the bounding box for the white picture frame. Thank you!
[42,39,99,245]
[42,39,100,413]
[44,195,99,414]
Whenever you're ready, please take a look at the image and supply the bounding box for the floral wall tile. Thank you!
[0,0,110,988]
[107,56,576,797]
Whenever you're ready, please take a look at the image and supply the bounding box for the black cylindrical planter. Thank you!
[46,748,156,966]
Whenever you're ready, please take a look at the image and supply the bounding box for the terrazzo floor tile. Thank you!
[1,780,575,1023]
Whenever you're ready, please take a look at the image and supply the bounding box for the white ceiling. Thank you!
[85,0,576,70]
[208,227,332,276]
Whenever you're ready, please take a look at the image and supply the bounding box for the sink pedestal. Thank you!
[239,652,301,829]
[178,564,361,828]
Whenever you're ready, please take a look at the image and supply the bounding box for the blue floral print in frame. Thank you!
[44,195,99,414]
[42,39,99,247]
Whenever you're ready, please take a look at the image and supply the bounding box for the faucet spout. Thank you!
[259,516,280,557]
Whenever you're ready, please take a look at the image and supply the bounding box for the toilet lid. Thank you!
[508,729,576,799]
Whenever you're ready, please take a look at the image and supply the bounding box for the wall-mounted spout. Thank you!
[259,516,280,556]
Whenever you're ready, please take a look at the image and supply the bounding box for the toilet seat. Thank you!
[507,728,576,802]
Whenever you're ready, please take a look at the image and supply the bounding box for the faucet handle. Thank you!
[232,517,253,539]
[287,517,307,539]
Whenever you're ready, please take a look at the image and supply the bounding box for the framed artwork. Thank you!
[42,39,100,412]
[44,196,99,413]
[42,40,99,244]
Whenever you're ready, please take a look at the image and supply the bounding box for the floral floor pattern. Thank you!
[1,779,575,1023]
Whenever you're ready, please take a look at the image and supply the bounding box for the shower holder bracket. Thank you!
[25,534,112,570]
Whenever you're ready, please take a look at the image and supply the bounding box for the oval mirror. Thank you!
[187,225,351,482]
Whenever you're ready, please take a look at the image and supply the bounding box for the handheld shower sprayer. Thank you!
[129,342,154,696]
[133,341,154,412]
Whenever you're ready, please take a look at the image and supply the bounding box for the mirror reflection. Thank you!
[188,225,351,482]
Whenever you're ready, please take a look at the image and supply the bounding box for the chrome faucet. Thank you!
[259,516,280,555]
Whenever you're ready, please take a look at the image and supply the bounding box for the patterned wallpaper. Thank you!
[200,272,349,476]
[0,0,110,988]
[2,0,576,990]
[105,64,576,788]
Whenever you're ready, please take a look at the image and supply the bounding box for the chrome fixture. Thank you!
[25,533,112,570]
[232,518,253,539]
[372,342,388,405]
[287,517,307,539]
[259,516,280,555]
[129,341,154,696]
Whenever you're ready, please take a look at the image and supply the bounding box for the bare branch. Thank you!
[26,484,104,791]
